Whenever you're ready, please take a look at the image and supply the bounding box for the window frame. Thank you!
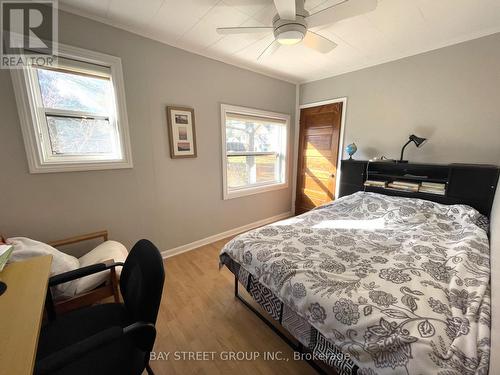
[221,103,290,200]
[11,43,133,173]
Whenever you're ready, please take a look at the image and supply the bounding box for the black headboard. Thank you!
[339,160,499,217]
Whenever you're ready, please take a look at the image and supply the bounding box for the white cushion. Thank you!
[7,237,80,299]
[75,240,128,295]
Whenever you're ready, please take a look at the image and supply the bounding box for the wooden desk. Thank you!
[0,256,52,375]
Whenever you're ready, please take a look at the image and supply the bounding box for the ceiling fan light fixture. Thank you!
[274,23,306,45]
[277,30,304,45]
[217,0,379,59]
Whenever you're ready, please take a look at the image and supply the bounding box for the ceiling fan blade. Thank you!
[216,27,273,35]
[257,40,281,61]
[303,31,337,53]
[274,0,296,20]
[306,0,378,28]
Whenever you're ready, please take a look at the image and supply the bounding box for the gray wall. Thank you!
[0,11,296,253]
[300,33,500,164]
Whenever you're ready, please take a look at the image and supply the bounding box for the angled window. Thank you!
[11,44,132,173]
[221,104,289,199]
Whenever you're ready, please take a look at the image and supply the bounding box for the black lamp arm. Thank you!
[400,140,412,161]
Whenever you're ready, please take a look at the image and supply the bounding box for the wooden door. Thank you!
[295,102,342,215]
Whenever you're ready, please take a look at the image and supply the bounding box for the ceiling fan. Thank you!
[216,0,378,60]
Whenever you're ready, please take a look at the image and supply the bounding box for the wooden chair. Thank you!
[47,230,121,315]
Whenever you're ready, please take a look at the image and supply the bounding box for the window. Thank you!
[221,104,289,199]
[11,44,132,173]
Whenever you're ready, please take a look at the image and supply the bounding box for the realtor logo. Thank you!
[1,0,58,68]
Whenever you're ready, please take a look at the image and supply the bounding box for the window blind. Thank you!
[225,112,287,126]
[33,56,111,79]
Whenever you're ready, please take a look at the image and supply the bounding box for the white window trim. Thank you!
[10,43,133,173]
[221,103,290,200]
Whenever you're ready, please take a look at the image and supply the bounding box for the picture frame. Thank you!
[166,106,197,158]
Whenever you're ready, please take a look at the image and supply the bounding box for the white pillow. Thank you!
[7,237,80,299]
[75,240,128,295]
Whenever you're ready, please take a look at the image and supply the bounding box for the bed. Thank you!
[220,192,492,374]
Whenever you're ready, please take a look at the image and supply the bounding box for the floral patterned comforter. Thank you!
[220,192,491,374]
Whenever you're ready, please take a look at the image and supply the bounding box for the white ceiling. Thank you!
[59,0,500,83]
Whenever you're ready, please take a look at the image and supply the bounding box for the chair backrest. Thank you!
[120,239,165,324]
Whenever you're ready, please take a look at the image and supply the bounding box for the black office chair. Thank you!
[35,239,165,375]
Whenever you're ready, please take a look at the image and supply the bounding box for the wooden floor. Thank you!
[149,237,316,375]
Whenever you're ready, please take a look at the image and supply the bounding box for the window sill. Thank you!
[27,159,133,174]
[224,182,289,200]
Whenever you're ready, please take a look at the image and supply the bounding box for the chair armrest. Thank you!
[48,230,108,248]
[49,260,124,287]
[124,322,156,352]
[124,321,155,334]
[45,260,124,321]
[34,322,156,375]
[35,326,123,374]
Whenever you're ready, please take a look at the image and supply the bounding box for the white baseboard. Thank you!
[161,211,293,259]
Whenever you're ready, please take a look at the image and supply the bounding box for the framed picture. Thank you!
[166,106,197,158]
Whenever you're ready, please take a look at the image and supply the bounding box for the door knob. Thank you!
[330,173,335,178]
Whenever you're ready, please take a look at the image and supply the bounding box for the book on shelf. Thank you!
[419,186,446,195]
[387,182,419,192]
[421,182,446,190]
[364,180,387,188]
[391,180,420,189]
